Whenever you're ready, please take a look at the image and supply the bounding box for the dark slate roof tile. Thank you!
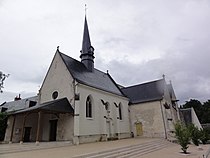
[60,52,123,96]
[1,96,38,112]
[121,79,165,104]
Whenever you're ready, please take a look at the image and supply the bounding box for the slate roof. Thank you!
[59,52,123,96]
[121,79,165,104]
[1,96,38,112]
[12,98,74,115]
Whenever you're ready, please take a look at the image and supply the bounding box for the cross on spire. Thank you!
[85,4,87,15]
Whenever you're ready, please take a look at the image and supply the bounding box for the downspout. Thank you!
[72,79,79,145]
[73,79,76,109]
[160,100,167,139]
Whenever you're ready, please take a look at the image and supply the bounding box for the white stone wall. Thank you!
[191,108,202,129]
[41,113,51,141]
[162,82,180,138]
[129,101,165,138]
[38,52,75,142]
[39,52,75,105]
[57,114,74,141]
[4,113,38,143]
[74,83,130,143]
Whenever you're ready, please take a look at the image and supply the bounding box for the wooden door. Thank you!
[23,127,31,142]
[49,120,57,141]
[136,122,143,136]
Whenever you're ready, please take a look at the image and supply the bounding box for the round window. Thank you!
[52,91,58,99]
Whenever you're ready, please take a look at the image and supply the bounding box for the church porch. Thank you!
[4,98,74,144]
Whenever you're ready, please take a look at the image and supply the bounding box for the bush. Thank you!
[200,129,209,144]
[175,122,191,154]
[187,124,200,146]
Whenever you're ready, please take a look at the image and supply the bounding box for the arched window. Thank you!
[86,95,92,118]
[119,103,122,120]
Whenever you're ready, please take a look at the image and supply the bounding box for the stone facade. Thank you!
[129,101,165,138]
[73,83,130,144]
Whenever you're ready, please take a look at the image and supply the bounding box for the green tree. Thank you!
[175,122,191,154]
[0,112,7,141]
[202,100,210,123]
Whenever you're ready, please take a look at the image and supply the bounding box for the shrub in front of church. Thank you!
[199,128,209,144]
[187,124,201,146]
[175,122,191,154]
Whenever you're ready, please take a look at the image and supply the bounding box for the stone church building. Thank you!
[1,16,180,145]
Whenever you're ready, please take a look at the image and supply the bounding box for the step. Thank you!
[72,140,162,158]
[116,142,170,158]
[88,142,164,158]
[72,140,168,158]
[104,142,167,158]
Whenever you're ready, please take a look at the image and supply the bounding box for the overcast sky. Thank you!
[1,0,210,105]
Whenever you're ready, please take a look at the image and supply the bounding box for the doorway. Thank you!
[136,122,143,136]
[49,120,57,141]
[23,127,31,142]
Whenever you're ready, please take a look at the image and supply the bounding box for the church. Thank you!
[1,15,180,145]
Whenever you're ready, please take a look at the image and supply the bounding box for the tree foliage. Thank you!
[187,124,200,146]
[175,122,191,154]
[199,128,209,144]
[0,71,9,93]
[0,112,7,141]
[175,122,210,152]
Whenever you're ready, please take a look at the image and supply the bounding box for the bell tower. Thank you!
[80,15,95,72]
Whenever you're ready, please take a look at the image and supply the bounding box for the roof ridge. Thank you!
[122,78,164,90]
[4,95,38,104]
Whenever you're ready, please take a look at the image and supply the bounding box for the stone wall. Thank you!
[39,52,75,105]
[129,101,165,138]
[73,83,130,144]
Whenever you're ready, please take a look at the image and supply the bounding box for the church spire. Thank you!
[80,14,95,72]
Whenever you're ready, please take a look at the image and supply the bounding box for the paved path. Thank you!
[0,138,209,158]
[72,139,171,158]
[0,141,72,154]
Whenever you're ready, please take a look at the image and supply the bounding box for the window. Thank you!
[29,101,37,107]
[119,103,122,120]
[52,91,58,100]
[86,96,92,118]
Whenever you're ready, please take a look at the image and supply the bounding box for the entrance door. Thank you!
[136,122,143,136]
[23,127,31,142]
[49,120,57,141]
